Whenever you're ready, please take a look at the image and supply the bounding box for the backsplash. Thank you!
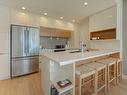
[40,37,68,49]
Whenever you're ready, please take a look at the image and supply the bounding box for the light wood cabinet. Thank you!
[40,26,72,38]
[40,27,52,37]
[90,28,116,40]
[53,31,71,38]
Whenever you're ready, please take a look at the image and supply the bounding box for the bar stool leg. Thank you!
[114,64,117,86]
[117,61,122,84]
[120,62,123,81]
[79,78,82,95]
[95,72,98,95]
[104,68,107,94]
[117,62,119,84]
[94,75,96,95]
[107,66,110,91]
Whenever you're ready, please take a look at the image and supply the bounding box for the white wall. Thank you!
[122,0,127,75]
[73,25,80,48]
[74,18,90,48]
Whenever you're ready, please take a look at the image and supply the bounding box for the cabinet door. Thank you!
[0,6,10,33]
[0,54,10,80]
[59,31,71,38]
[89,7,117,32]
[40,27,51,37]
[40,26,71,38]
[0,32,9,53]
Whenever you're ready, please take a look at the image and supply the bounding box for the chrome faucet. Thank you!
[80,41,86,53]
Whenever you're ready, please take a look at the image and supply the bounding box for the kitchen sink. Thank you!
[69,50,81,53]
[69,49,99,53]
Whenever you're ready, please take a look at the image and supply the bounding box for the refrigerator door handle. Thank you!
[27,29,29,54]
[24,29,27,54]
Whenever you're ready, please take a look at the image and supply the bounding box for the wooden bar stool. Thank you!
[109,58,122,84]
[96,57,117,91]
[85,62,107,95]
[75,64,96,95]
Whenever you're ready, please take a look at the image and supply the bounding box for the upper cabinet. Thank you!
[0,6,10,53]
[40,26,72,38]
[0,6,10,33]
[89,6,117,32]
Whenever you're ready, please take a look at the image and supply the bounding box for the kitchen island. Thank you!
[40,49,119,95]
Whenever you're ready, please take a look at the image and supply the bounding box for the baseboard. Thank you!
[0,76,10,81]
[122,75,127,79]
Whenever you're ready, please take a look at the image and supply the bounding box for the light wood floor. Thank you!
[0,73,43,95]
[0,73,127,95]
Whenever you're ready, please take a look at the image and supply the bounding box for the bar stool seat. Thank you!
[76,64,96,95]
[85,62,106,71]
[97,57,116,65]
[76,65,96,78]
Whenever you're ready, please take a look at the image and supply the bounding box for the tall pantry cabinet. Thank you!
[0,6,10,80]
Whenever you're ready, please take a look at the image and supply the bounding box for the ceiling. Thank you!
[0,0,116,22]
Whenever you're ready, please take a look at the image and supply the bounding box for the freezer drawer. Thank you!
[11,56,39,77]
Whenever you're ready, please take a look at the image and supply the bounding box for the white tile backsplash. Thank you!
[40,37,68,49]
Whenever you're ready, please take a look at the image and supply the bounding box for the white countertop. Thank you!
[41,49,119,66]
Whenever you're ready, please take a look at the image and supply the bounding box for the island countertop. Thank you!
[41,49,120,66]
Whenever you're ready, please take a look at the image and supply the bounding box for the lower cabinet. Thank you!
[0,54,10,80]
[0,32,9,53]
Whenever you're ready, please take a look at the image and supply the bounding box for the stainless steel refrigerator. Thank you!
[10,25,40,78]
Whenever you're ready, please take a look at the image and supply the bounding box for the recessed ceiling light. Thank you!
[21,7,26,10]
[44,12,47,16]
[60,17,63,19]
[84,2,88,6]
